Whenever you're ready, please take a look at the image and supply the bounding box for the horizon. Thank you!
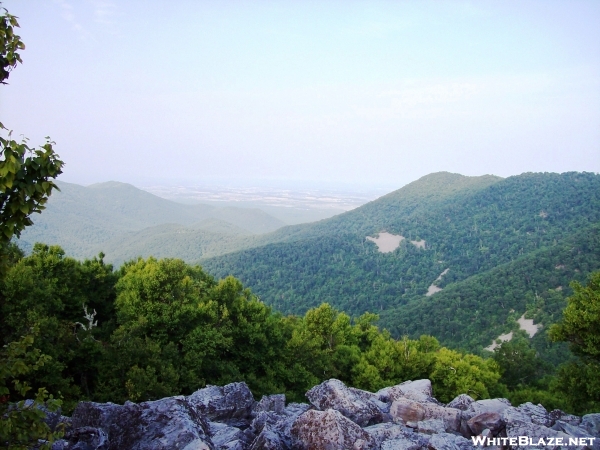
[1,1,599,190]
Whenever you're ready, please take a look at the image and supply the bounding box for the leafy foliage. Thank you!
[0,330,63,450]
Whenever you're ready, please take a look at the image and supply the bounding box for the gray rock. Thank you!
[71,396,211,450]
[59,426,109,450]
[248,429,285,450]
[364,422,410,445]
[515,402,552,427]
[290,408,376,450]
[254,394,286,415]
[209,422,246,449]
[465,399,511,418]
[378,379,438,404]
[505,419,571,450]
[306,379,384,426]
[381,436,424,450]
[582,414,600,438]
[466,412,503,436]
[446,395,474,412]
[418,418,446,435]
[390,398,461,432]
[188,382,256,425]
[428,432,474,450]
[549,409,581,426]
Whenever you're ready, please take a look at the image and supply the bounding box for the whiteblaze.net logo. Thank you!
[471,436,596,447]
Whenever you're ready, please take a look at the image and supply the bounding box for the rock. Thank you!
[549,409,581,427]
[58,426,109,450]
[254,394,286,414]
[417,418,446,434]
[505,420,571,450]
[381,439,419,450]
[71,396,211,450]
[248,429,284,450]
[465,399,511,417]
[446,394,474,411]
[378,379,437,404]
[187,382,256,426]
[290,409,376,450]
[381,436,425,450]
[306,379,384,426]
[515,402,552,427]
[209,422,247,449]
[582,414,600,437]
[467,412,503,436]
[428,432,474,450]
[390,398,461,432]
[364,422,410,446]
[552,420,596,440]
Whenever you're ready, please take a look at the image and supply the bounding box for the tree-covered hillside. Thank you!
[379,224,600,354]
[202,172,600,325]
[18,181,286,261]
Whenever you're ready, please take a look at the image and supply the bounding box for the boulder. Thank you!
[505,420,571,450]
[549,409,581,427]
[290,409,376,450]
[364,422,410,446]
[209,422,247,449]
[187,382,256,426]
[248,429,284,450]
[515,402,552,427]
[389,398,461,432]
[378,379,437,404]
[582,414,600,438]
[466,412,503,436]
[417,418,446,434]
[70,396,211,450]
[306,379,384,426]
[52,426,109,450]
[464,399,511,418]
[380,433,430,450]
[253,394,286,415]
[446,394,475,411]
[428,432,474,450]
[380,438,421,450]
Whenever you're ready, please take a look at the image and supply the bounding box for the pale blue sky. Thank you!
[1,0,599,190]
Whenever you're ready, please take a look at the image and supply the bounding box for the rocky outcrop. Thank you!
[49,378,600,450]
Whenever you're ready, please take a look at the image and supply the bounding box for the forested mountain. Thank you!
[18,181,286,261]
[202,172,600,342]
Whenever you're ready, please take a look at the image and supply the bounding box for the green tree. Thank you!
[549,271,600,362]
[549,271,600,414]
[0,7,65,447]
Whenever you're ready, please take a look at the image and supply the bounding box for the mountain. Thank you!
[18,181,286,261]
[201,172,600,339]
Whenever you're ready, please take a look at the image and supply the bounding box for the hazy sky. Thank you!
[1,0,599,190]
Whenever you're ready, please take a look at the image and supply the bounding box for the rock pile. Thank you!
[48,378,600,450]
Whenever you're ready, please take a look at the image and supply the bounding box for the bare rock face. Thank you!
[389,398,461,432]
[290,409,376,450]
[70,396,211,450]
[306,379,385,426]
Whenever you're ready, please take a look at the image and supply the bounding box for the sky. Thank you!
[1,0,599,191]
